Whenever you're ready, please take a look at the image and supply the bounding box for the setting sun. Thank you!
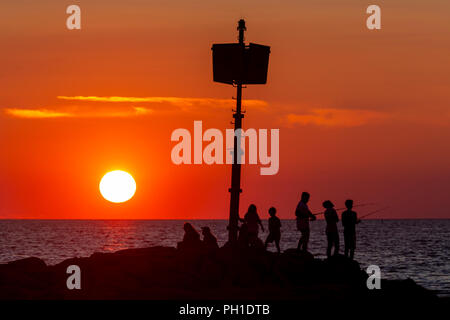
[99,170,136,203]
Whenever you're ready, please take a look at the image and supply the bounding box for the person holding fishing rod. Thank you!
[341,199,360,260]
[323,200,340,258]
[295,192,316,252]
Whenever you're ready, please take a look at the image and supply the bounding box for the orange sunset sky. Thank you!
[0,1,449,219]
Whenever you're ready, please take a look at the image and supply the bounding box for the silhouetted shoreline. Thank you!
[0,245,441,302]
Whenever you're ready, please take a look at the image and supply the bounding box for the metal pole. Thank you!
[228,19,246,243]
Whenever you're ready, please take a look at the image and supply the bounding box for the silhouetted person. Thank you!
[201,227,219,250]
[264,207,281,253]
[295,192,316,251]
[243,204,265,245]
[323,200,339,258]
[342,199,360,259]
[177,222,202,250]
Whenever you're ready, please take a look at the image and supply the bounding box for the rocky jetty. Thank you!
[0,246,438,301]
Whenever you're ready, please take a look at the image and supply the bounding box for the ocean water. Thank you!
[0,219,448,295]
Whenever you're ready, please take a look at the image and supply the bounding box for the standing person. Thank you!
[243,204,265,245]
[264,207,281,253]
[295,192,316,251]
[323,200,339,258]
[341,199,360,259]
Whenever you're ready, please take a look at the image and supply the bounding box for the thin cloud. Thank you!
[4,106,153,119]
[286,108,389,127]
[133,106,154,115]
[4,96,268,119]
[57,96,268,110]
[4,108,72,118]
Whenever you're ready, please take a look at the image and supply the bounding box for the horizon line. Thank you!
[0,218,448,221]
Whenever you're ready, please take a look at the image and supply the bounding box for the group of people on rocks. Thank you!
[177,223,219,251]
[296,191,360,259]
[178,191,360,259]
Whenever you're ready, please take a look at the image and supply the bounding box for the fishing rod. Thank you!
[359,206,390,219]
[312,202,376,216]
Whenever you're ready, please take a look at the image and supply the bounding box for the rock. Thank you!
[0,246,438,301]
[0,257,50,299]
[6,257,47,271]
